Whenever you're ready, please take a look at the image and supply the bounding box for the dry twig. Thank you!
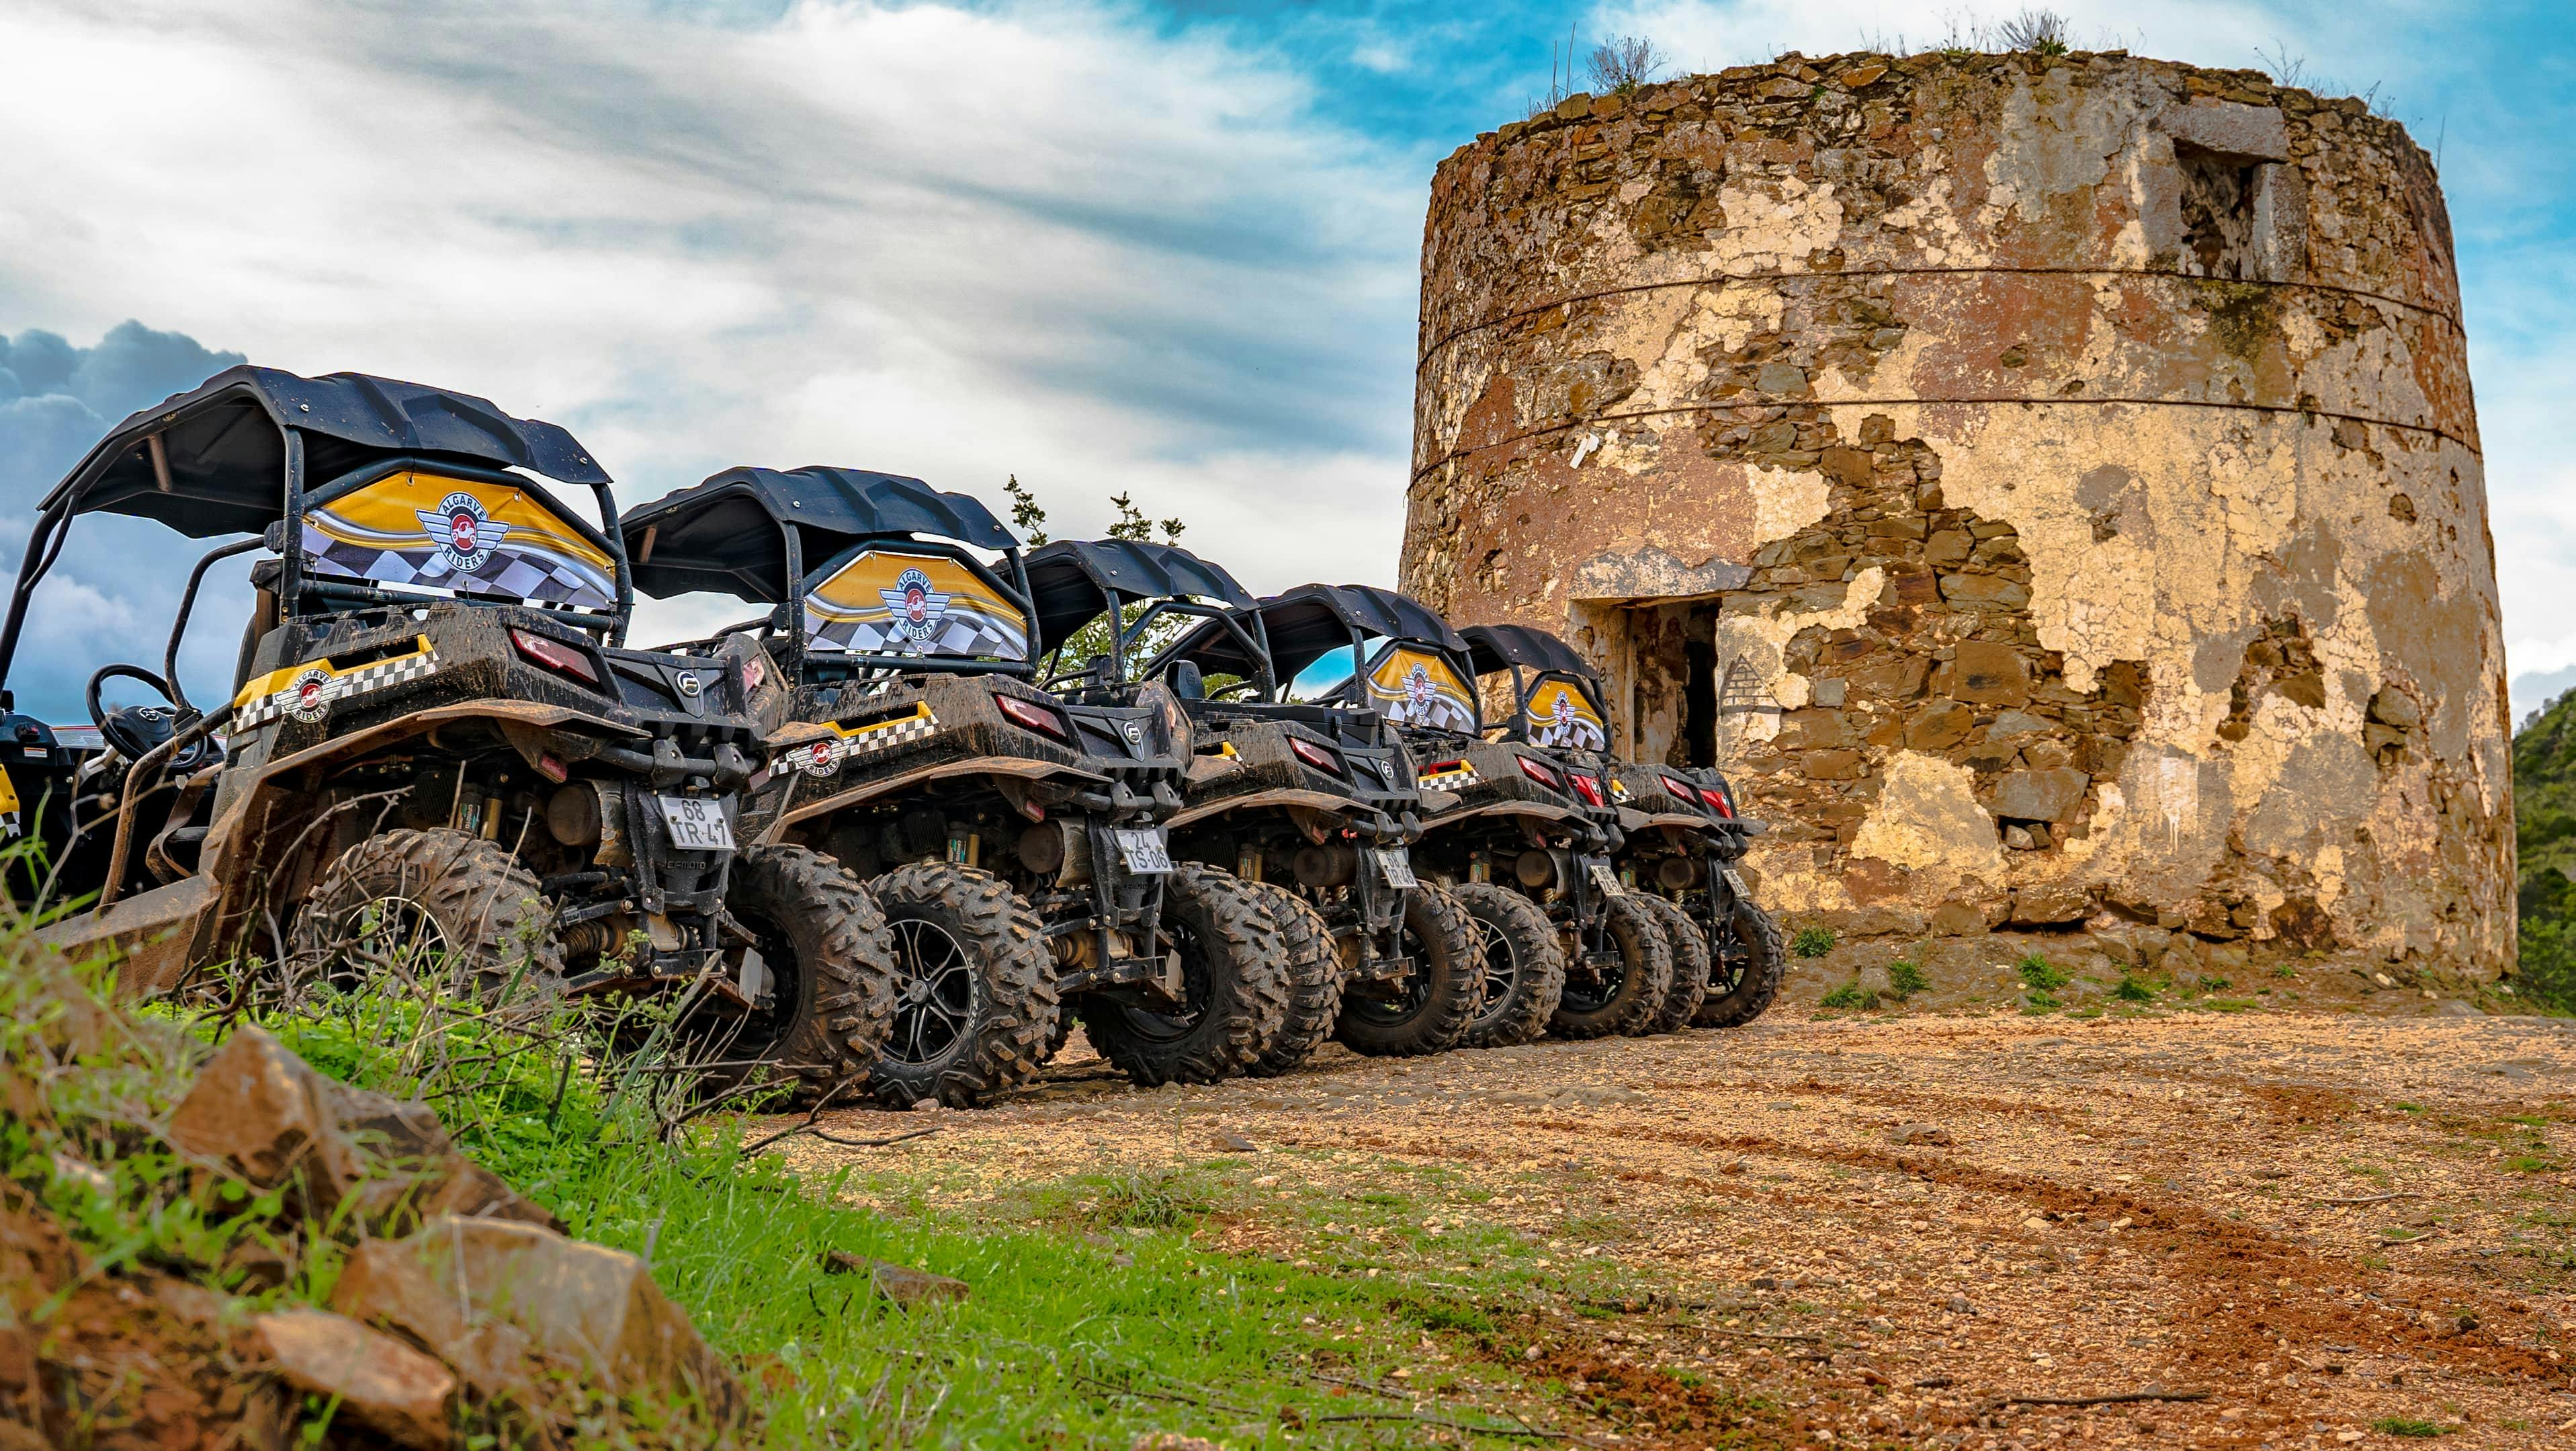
[1980,1388,2211,1412]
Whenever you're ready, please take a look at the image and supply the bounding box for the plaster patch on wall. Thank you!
[1750,466,1832,546]
[1853,751,2006,880]
[1709,180,1843,271]
[1711,567,1884,720]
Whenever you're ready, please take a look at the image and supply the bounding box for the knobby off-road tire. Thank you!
[1549,893,1673,1040]
[1241,882,1341,1078]
[1082,864,1291,1087]
[1453,882,1564,1050]
[1635,893,1711,1035]
[1695,897,1788,1029]
[290,828,564,990]
[1334,886,1477,1058]
[705,845,900,1105]
[869,862,1056,1108]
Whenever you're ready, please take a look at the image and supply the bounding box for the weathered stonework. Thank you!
[1401,50,2509,975]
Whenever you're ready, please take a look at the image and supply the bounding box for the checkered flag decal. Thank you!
[232,644,441,736]
[813,612,1028,661]
[797,706,940,778]
[304,522,615,610]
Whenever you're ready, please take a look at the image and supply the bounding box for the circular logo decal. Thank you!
[675,672,702,698]
[1123,721,1144,743]
[430,492,499,573]
[797,738,845,778]
[286,667,333,724]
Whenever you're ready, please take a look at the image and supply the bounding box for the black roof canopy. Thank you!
[1023,539,1256,651]
[1170,581,1471,681]
[620,465,1017,602]
[51,365,609,539]
[1461,623,1599,682]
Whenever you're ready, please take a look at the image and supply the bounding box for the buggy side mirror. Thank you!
[1170,660,1205,700]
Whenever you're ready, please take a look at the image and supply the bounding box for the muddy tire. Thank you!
[1242,882,1342,1077]
[1695,897,1787,1029]
[869,862,1056,1108]
[1082,864,1290,1086]
[1454,883,1564,1050]
[290,828,562,990]
[1635,893,1711,1035]
[1549,893,1672,1040]
[702,845,899,1104]
[1334,886,1477,1058]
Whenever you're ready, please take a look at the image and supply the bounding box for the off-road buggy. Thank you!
[1166,584,1669,1049]
[1024,539,1457,1068]
[617,466,1288,1104]
[3,366,894,1095]
[1459,623,1785,1030]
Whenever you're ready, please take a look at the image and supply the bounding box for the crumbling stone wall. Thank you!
[1400,49,2509,975]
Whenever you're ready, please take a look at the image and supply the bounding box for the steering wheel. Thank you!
[87,665,204,769]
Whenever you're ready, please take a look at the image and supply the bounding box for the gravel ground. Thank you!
[788,999,2575,1448]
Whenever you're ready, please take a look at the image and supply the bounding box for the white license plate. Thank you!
[1588,861,1625,897]
[656,794,735,851]
[1722,868,1748,897]
[1373,847,1418,888]
[1115,827,1173,874]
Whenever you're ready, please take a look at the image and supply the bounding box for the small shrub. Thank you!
[1821,982,1879,1011]
[2370,1418,2452,1438]
[2199,975,2233,993]
[2022,989,2061,1012]
[2016,954,2068,992]
[1997,8,2070,55]
[1887,960,1930,997]
[1586,35,1666,95]
[1792,926,1836,959]
[2114,975,2156,1003]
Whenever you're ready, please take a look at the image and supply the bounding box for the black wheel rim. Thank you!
[1348,907,1439,1025]
[718,911,804,1061]
[1467,913,1518,1027]
[1115,913,1214,1043]
[888,917,980,1067]
[1559,915,1628,1015]
[1709,908,1755,999]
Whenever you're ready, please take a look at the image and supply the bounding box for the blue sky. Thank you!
[1,0,2569,722]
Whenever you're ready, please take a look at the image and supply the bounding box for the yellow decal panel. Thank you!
[303,470,615,610]
[1525,677,1607,750]
[0,765,18,837]
[1365,647,1477,733]
[804,549,1028,661]
[231,638,439,733]
[787,703,939,778]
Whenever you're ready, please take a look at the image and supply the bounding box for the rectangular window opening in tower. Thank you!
[2174,140,2270,280]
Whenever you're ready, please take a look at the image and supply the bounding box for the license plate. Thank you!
[1373,847,1418,888]
[656,794,735,851]
[1722,868,1748,897]
[1115,827,1173,874]
[1588,861,1625,897]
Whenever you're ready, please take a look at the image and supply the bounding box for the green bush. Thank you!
[1791,926,1836,959]
[1886,960,1930,997]
[2113,975,2157,1003]
[2016,953,2068,992]
[1819,981,1878,1010]
[2370,1417,2453,1438]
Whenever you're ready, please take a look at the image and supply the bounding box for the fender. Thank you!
[766,754,1107,841]
[1163,786,1357,832]
[1412,798,1581,835]
[36,875,214,1001]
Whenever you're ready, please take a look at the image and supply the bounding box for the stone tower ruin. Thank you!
[1400,50,2509,974]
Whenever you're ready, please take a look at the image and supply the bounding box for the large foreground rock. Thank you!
[335,1215,740,1424]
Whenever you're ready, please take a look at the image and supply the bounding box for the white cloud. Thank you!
[0,0,1424,688]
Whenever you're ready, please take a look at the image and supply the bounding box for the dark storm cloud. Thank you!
[0,321,249,720]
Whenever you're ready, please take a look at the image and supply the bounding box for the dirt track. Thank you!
[791,1004,2576,1447]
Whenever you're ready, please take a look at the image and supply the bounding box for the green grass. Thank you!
[1820,982,1879,1010]
[2016,954,2068,992]
[1886,960,1930,997]
[1791,926,1836,959]
[2370,1417,2454,1437]
[2113,975,2157,1003]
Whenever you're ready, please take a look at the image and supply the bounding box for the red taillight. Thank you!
[1289,737,1342,776]
[511,628,597,683]
[1424,759,1463,776]
[1699,785,1735,819]
[1569,772,1606,806]
[994,693,1068,739]
[1517,755,1563,790]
